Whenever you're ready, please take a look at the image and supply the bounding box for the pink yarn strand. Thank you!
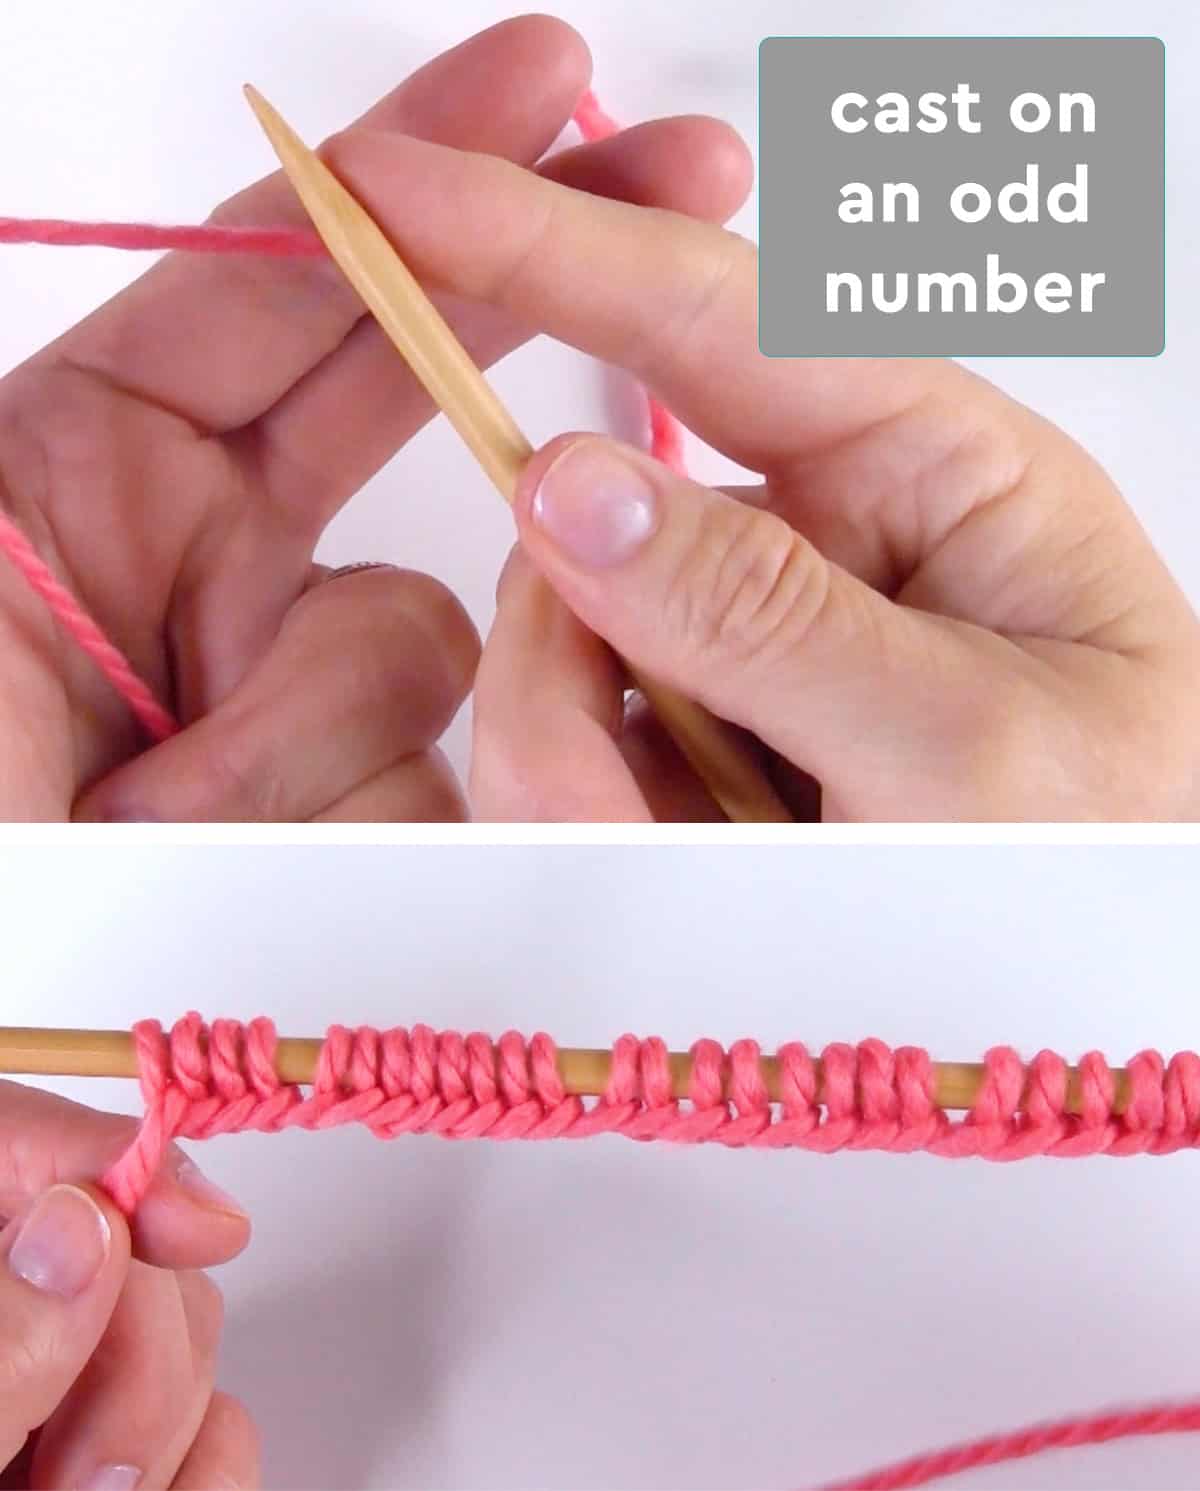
[0,512,177,741]
[816,1400,1200,1489]
[0,216,325,256]
[0,91,688,736]
[571,89,689,473]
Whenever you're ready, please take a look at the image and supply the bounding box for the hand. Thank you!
[0,1081,256,1488]
[0,17,752,822]
[323,125,1200,821]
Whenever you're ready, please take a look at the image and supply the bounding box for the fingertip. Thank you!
[129,1149,251,1270]
[515,432,665,576]
[389,567,483,695]
[285,562,481,748]
[70,1183,133,1285]
[670,114,755,216]
[0,1090,242,1272]
[209,1390,261,1465]
[172,1391,262,1491]
[72,774,156,824]
[84,1182,131,1258]
[449,14,593,150]
[131,1200,251,1272]
[545,115,754,223]
[510,13,594,98]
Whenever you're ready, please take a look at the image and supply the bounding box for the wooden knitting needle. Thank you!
[0,1027,1134,1116]
[242,85,791,825]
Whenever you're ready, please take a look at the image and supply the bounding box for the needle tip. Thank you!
[241,83,304,163]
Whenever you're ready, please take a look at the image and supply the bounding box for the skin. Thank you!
[0,1083,257,1488]
[316,117,1200,821]
[0,16,753,821]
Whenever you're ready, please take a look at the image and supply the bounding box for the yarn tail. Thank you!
[0,512,177,742]
[814,1400,1200,1489]
[571,90,689,474]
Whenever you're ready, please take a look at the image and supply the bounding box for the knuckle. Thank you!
[203,725,286,822]
[626,236,749,382]
[665,505,835,674]
[0,1321,51,1401]
[0,1120,51,1201]
[485,188,560,310]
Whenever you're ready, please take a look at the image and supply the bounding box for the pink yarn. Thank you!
[0,515,177,740]
[0,92,690,739]
[572,89,688,474]
[97,1015,1200,1489]
[0,217,325,256]
[104,1021,1200,1211]
[816,1401,1200,1490]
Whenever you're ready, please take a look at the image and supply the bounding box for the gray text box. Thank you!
[759,38,1164,356]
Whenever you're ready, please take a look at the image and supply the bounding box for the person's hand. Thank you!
[322,126,1200,821]
[0,1081,256,1487]
[0,16,753,822]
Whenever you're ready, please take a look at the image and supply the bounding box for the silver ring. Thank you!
[322,561,400,583]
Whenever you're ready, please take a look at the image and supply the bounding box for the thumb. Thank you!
[0,1183,130,1469]
[513,434,994,791]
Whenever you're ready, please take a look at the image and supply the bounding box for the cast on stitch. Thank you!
[102,1016,1200,1213]
[0,91,687,738]
[94,1013,1200,1491]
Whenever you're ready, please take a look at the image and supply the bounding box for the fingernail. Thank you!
[174,1156,248,1221]
[531,440,659,568]
[8,1185,111,1298]
[81,1465,141,1490]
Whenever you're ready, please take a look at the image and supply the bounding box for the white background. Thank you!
[3,843,1200,1490]
[1,0,1197,779]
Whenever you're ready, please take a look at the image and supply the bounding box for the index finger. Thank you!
[324,129,986,477]
[0,1082,249,1270]
[41,16,592,435]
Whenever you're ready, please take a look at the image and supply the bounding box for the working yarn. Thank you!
[0,90,684,740]
[96,1013,1200,1490]
[813,1402,1200,1490]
